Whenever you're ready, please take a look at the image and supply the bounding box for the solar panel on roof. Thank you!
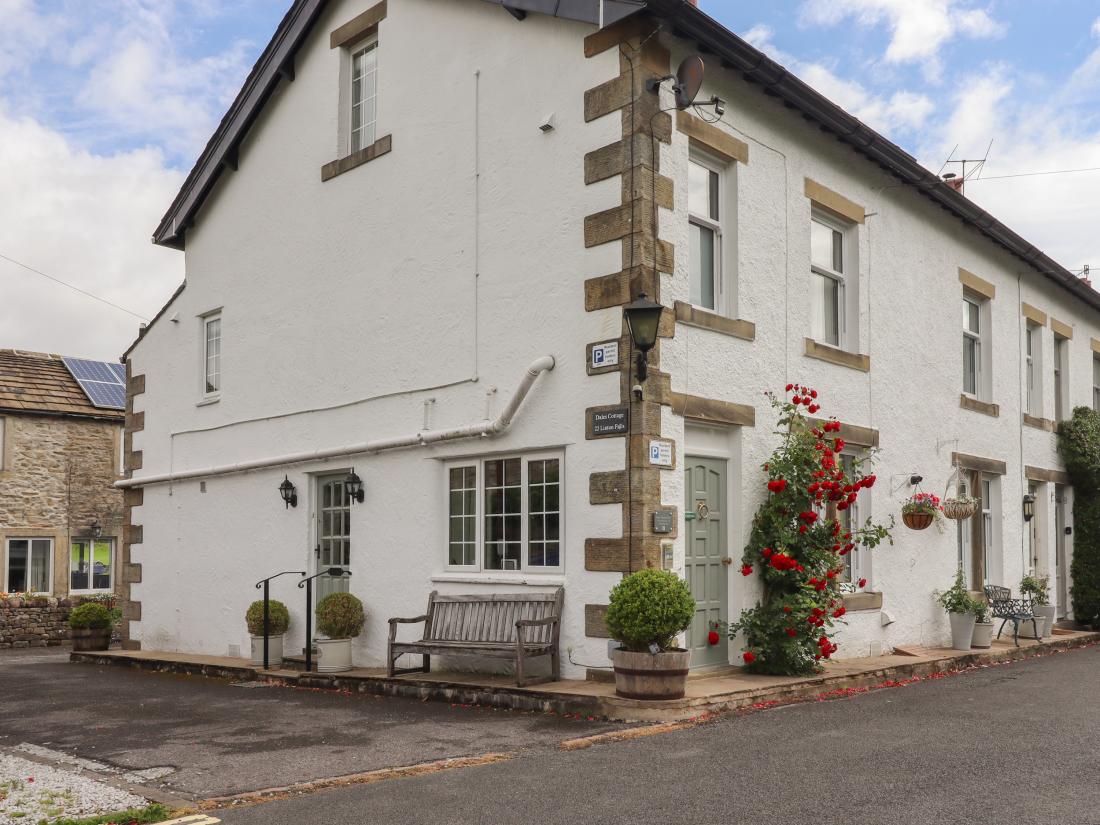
[61,356,127,410]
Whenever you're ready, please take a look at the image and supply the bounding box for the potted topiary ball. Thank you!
[246,599,290,667]
[69,602,112,651]
[1020,575,1055,639]
[605,568,696,700]
[315,592,365,673]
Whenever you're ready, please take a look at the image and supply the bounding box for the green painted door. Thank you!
[684,457,729,668]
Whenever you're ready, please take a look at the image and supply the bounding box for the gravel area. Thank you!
[0,752,148,824]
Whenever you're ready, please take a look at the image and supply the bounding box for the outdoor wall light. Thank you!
[1023,493,1036,522]
[623,293,664,383]
[344,470,365,504]
[278,475,298,509]
[90,519,102,539]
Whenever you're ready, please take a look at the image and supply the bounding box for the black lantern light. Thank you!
[623,293,664,383]
[278,475,298,508]
[1023,493,1036,522]
[90,519,102,539]
[344,470,365,504]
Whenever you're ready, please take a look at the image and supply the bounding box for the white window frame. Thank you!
[835,451,872,591]
[963,293,991,400]
[1025,323,1041,417]
[810,210,854,350]
[200,310,222,401]
[348,36,379,155]
[5,537,53,595]
[443,451,564,575]
[1053,334,1068,422]
[687,150,730,315]
[956,471,1000,588]
[68,537,115,594]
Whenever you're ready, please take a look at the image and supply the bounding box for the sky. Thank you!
[2,0,1099,361]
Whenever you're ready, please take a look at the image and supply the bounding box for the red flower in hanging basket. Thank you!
[707,630,720,645]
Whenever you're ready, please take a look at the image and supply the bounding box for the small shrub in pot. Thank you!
[245,599,290,666]
[935,569,980,650]
[69,602,112,652]
[315,592,365,673]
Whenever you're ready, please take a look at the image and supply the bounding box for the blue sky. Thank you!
[2,0,1099,359]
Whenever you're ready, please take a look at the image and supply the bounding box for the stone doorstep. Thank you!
[70,631,1099,723]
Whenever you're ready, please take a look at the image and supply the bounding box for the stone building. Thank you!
[0,349,126,601]
[122,0,1098,674]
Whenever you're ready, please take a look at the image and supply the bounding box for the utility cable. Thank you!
[0,251,149,320]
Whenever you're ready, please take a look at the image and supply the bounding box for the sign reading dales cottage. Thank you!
[589,406,630,437]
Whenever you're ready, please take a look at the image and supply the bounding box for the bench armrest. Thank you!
[388,614,429,644]
[515,616,559,628]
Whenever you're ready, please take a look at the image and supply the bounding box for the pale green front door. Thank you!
[684,457,729,668]
[316,475,351,602]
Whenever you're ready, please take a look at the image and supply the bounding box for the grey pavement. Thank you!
[215,644,1100,825]
[0,648,625,798]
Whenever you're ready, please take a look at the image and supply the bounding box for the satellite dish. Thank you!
[674,56,705,110]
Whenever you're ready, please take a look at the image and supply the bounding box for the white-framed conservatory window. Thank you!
[810,212,852,348]
[5,538,52,594]
[69,538,114,593]
[688,152,727,313]
[202,312,221,398]
[349,38,378,154]
[445,452,563,573]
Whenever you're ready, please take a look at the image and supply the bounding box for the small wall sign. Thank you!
[589,406,629,436]
[590,341,619,370]
[652,510,674,533]
[649,440,673,467]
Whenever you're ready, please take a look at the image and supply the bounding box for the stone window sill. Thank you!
[431,573,565,587]
[196,396,220,407]
[321,134,392,182]
[959,394,999,418]
[842,591,883,612]
[674,301,755,341]
[803,338,870,372]
[1022,413,1054,432]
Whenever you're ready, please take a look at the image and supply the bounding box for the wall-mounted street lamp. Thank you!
[90,519,102,539]
[344,471,365,504]
[623,293,664,385]
[1023,493,1036,522]
[278,475,298,509]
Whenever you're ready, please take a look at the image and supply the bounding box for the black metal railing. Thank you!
[298,568,352,672]
[253,570,306,670]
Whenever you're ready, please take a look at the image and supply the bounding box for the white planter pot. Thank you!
[250,634,284,667]
[949,612,976,651]
[315,637,354,672]
[971,621,994,649]
[1033,605,1056,639]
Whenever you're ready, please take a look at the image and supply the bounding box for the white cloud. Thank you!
[1092,17,1100,38]
[0,105,184,360]
[800,0,1006,76]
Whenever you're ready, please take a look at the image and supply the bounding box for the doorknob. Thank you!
[721,557,733,566]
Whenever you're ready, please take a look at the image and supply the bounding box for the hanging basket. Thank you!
[902,511,934,530]
[941,466,979,521]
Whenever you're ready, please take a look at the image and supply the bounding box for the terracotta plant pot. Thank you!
[611,647,690,700]
[71,628,111,652]
[902,511,934,530]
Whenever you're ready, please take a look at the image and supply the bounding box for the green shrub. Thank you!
[245,599,290,636]
[316,592,365,639]
[935,569,980,615]
[1058,407,1100,628]
[1020,574,1050,606]
[68,602,111,630]
[44,802,171,825]
[605,569,694,652]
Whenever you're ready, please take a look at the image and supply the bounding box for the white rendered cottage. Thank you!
[119,0,1099,677]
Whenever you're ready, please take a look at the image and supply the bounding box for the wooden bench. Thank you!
[985,585,1040,646]
[387,589,563,687]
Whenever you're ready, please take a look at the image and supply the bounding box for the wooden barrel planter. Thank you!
[71,628,111,651]
[611,648,690,700]
[902,511,934,530]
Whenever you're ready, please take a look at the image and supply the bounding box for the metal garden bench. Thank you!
[984,585,1040,646]
[387,588,564,687]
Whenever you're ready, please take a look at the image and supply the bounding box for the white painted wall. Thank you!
[130,3,1100,677]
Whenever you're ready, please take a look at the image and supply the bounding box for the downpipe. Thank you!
[116,355,556,489]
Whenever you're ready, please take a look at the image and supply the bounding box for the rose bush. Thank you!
[729,384,893,676]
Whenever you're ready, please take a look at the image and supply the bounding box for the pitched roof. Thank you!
[0,350,125,421]
[152,0,1100,315]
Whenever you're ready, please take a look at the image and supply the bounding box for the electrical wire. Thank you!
[964,165,1100,182]
[0,251,149,320]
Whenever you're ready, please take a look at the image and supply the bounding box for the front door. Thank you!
[316,475,351,602]
[684,456,728,668]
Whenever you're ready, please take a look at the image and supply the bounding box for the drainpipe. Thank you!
[116,355,556,489]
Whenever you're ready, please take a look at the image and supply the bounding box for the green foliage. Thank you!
[973,598,990,624]
[1058,407,1100,627]
[605,569,695,652]
[935,569,981,615]
[1020,574,1050,606]
[316,592,365,639]
[41,803,171,825]
[729,385,893,675]
[245,599,290,636]
[68,602,111,630]
[76,594,122,627]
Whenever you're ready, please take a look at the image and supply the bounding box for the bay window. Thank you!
[446,453,562,573]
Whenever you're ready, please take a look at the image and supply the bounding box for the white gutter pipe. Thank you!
[116,355,555,489]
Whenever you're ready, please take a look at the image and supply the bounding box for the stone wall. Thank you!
[0,600,72,648]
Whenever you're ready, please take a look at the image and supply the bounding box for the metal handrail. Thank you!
[254,570,306,670]
[298,568,352,672]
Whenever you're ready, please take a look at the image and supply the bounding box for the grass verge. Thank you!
[39,802,171,825]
